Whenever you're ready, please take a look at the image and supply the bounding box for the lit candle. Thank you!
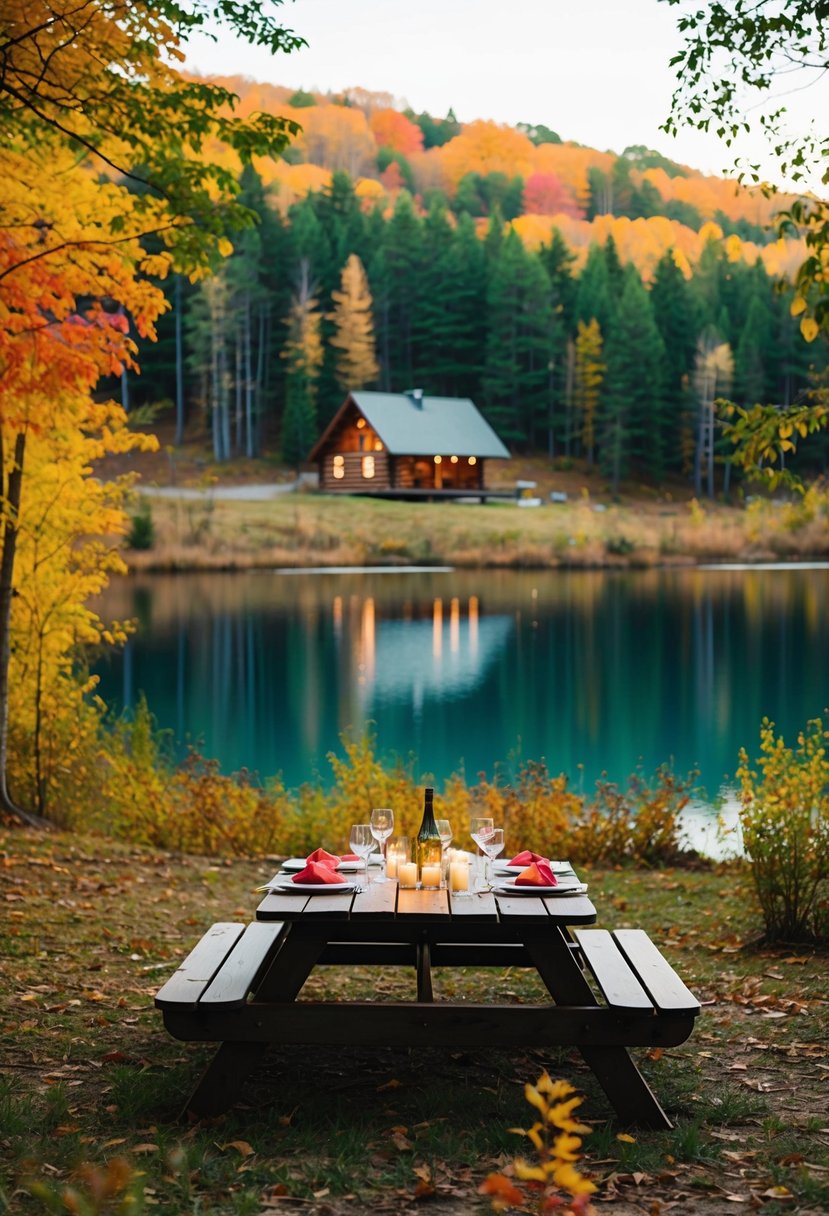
[399,862,418,889]
[386,854,398,879]
[450,858,470,893]
[420,864,441,889]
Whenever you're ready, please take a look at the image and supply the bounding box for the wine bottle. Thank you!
[416,786,442,877]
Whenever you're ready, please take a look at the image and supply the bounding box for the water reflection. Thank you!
[93,566,829,801]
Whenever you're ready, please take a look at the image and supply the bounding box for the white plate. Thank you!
[495,861,573,875]
[268,880,357,894]
[494,879,588,896]
[280,857,379,872]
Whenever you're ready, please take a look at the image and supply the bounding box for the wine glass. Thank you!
[480,827,505,889]
[436,818,453,885]
[469,815,494,892]
[349,824,374,886]
[370,807,395,883]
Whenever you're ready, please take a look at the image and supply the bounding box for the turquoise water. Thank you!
[93,565,829,813]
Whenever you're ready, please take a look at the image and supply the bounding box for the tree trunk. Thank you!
[175,274,185,447]
[0,429,49,827]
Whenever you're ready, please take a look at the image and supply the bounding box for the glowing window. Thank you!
[362,455,375,479]
[374,440,383,451]
[333,455,345,480]
[468,456,477,466]
[356,417,366,428]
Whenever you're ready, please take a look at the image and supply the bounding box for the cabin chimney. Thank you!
[406,387,424,409]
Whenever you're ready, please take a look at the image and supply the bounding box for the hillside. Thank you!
[195,74,805,281]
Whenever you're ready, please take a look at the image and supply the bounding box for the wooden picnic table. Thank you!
[156,866,700,1128]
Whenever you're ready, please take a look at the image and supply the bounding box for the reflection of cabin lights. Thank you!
[356,417,366,428]
[450,455,458,463]
[333,454,345,480]
[374,440,383,451]
[362,455,375,479]
[468,456,477,465]
[434,454,442,464]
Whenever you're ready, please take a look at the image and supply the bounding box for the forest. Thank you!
[128,78,828,494]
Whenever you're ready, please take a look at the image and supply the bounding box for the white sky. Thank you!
[183,0,827,193]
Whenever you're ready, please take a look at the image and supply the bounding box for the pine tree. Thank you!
[650,251,698,474]
[329,254,379,391]
[602,272,667,490]
[483,229,553,446]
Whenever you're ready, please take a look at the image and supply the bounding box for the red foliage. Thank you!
[523,172,583,218]
[370,108,424,156]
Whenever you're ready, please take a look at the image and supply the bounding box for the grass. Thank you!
[123,485,829,573]
[1,827,828,1215]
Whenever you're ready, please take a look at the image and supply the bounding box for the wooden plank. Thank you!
[396,887,450,919]
[542,894,598,923]
[417,942,433,1002]
[155,923,245,1010]
[200,922,285,1009]
[573,930,653,1013]
[613,930,700,1015]
[430,943,534,967]
[494,893,550,920]
[449,891,499,920]
[162,1001,697,1051]
[294,890,355,919]
[350,881,397,919]
[257,891,311,919]
[580,1045,673,1130]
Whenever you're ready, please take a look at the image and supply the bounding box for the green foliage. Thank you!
[126,501,155,550]
[737,717,829,942]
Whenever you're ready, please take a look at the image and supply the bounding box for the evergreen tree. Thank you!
[575,243,614,333]
[329,254,379,390]
[602,271,667,490]
[482,229,553,446]
[371,192,423,390]
[650,251,698,472]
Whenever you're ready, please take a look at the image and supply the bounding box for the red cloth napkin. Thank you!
[339,853,360,863]
[292,860,347,884]
[515,861,558,887]
[306,848,341,868]
[509,850,550,867]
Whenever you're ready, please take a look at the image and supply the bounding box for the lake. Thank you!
[93,564,829,850]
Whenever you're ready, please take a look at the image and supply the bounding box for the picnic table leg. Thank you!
[524,931,673,1131]
[184,928,327,1119]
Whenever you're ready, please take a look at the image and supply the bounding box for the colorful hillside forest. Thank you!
[132,79,827,491]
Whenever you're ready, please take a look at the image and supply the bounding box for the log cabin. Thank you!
[308,389,510,497]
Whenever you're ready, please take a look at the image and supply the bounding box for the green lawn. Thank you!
[1,827,827,1215]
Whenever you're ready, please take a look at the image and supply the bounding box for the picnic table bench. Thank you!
[155,873,700,1129]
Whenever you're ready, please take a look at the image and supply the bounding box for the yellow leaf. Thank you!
[616,1132,636,1143]
[217,237,234,257]
[790,296,807,317]
[800,316,820,343]
[222,1140,255,1157]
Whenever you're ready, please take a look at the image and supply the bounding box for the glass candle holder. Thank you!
[386,836,411,881]
[449,854,472,897]
[398,860,419,889]
[418,839,442,888]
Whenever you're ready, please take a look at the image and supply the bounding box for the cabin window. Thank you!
[362,455,375,479]
[333,455,345,480]
[374,440,383,451]
[356,417,366,428]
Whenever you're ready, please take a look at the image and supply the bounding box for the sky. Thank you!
[183,0,827,193]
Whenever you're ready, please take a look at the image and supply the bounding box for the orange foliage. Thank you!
[296,105,377,176]
[438,120,535,188]
[370,108,423,156]
[642,166,791,226]
[532,144,615,211]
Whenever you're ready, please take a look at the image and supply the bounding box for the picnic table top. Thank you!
[256,867,597,928]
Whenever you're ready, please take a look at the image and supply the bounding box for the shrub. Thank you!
[126,501,155,550]
[737,717,829,942]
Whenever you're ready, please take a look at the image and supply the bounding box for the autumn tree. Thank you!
[573,320,605,467]
[329,254,379,390]
[281,261,324,466]
[0,0,303,823]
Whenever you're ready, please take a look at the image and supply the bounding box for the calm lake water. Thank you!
[93,565,829,851]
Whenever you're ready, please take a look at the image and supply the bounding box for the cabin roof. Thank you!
[308,391,511,461]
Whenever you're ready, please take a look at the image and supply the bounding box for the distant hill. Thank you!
[193,74,804,280]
